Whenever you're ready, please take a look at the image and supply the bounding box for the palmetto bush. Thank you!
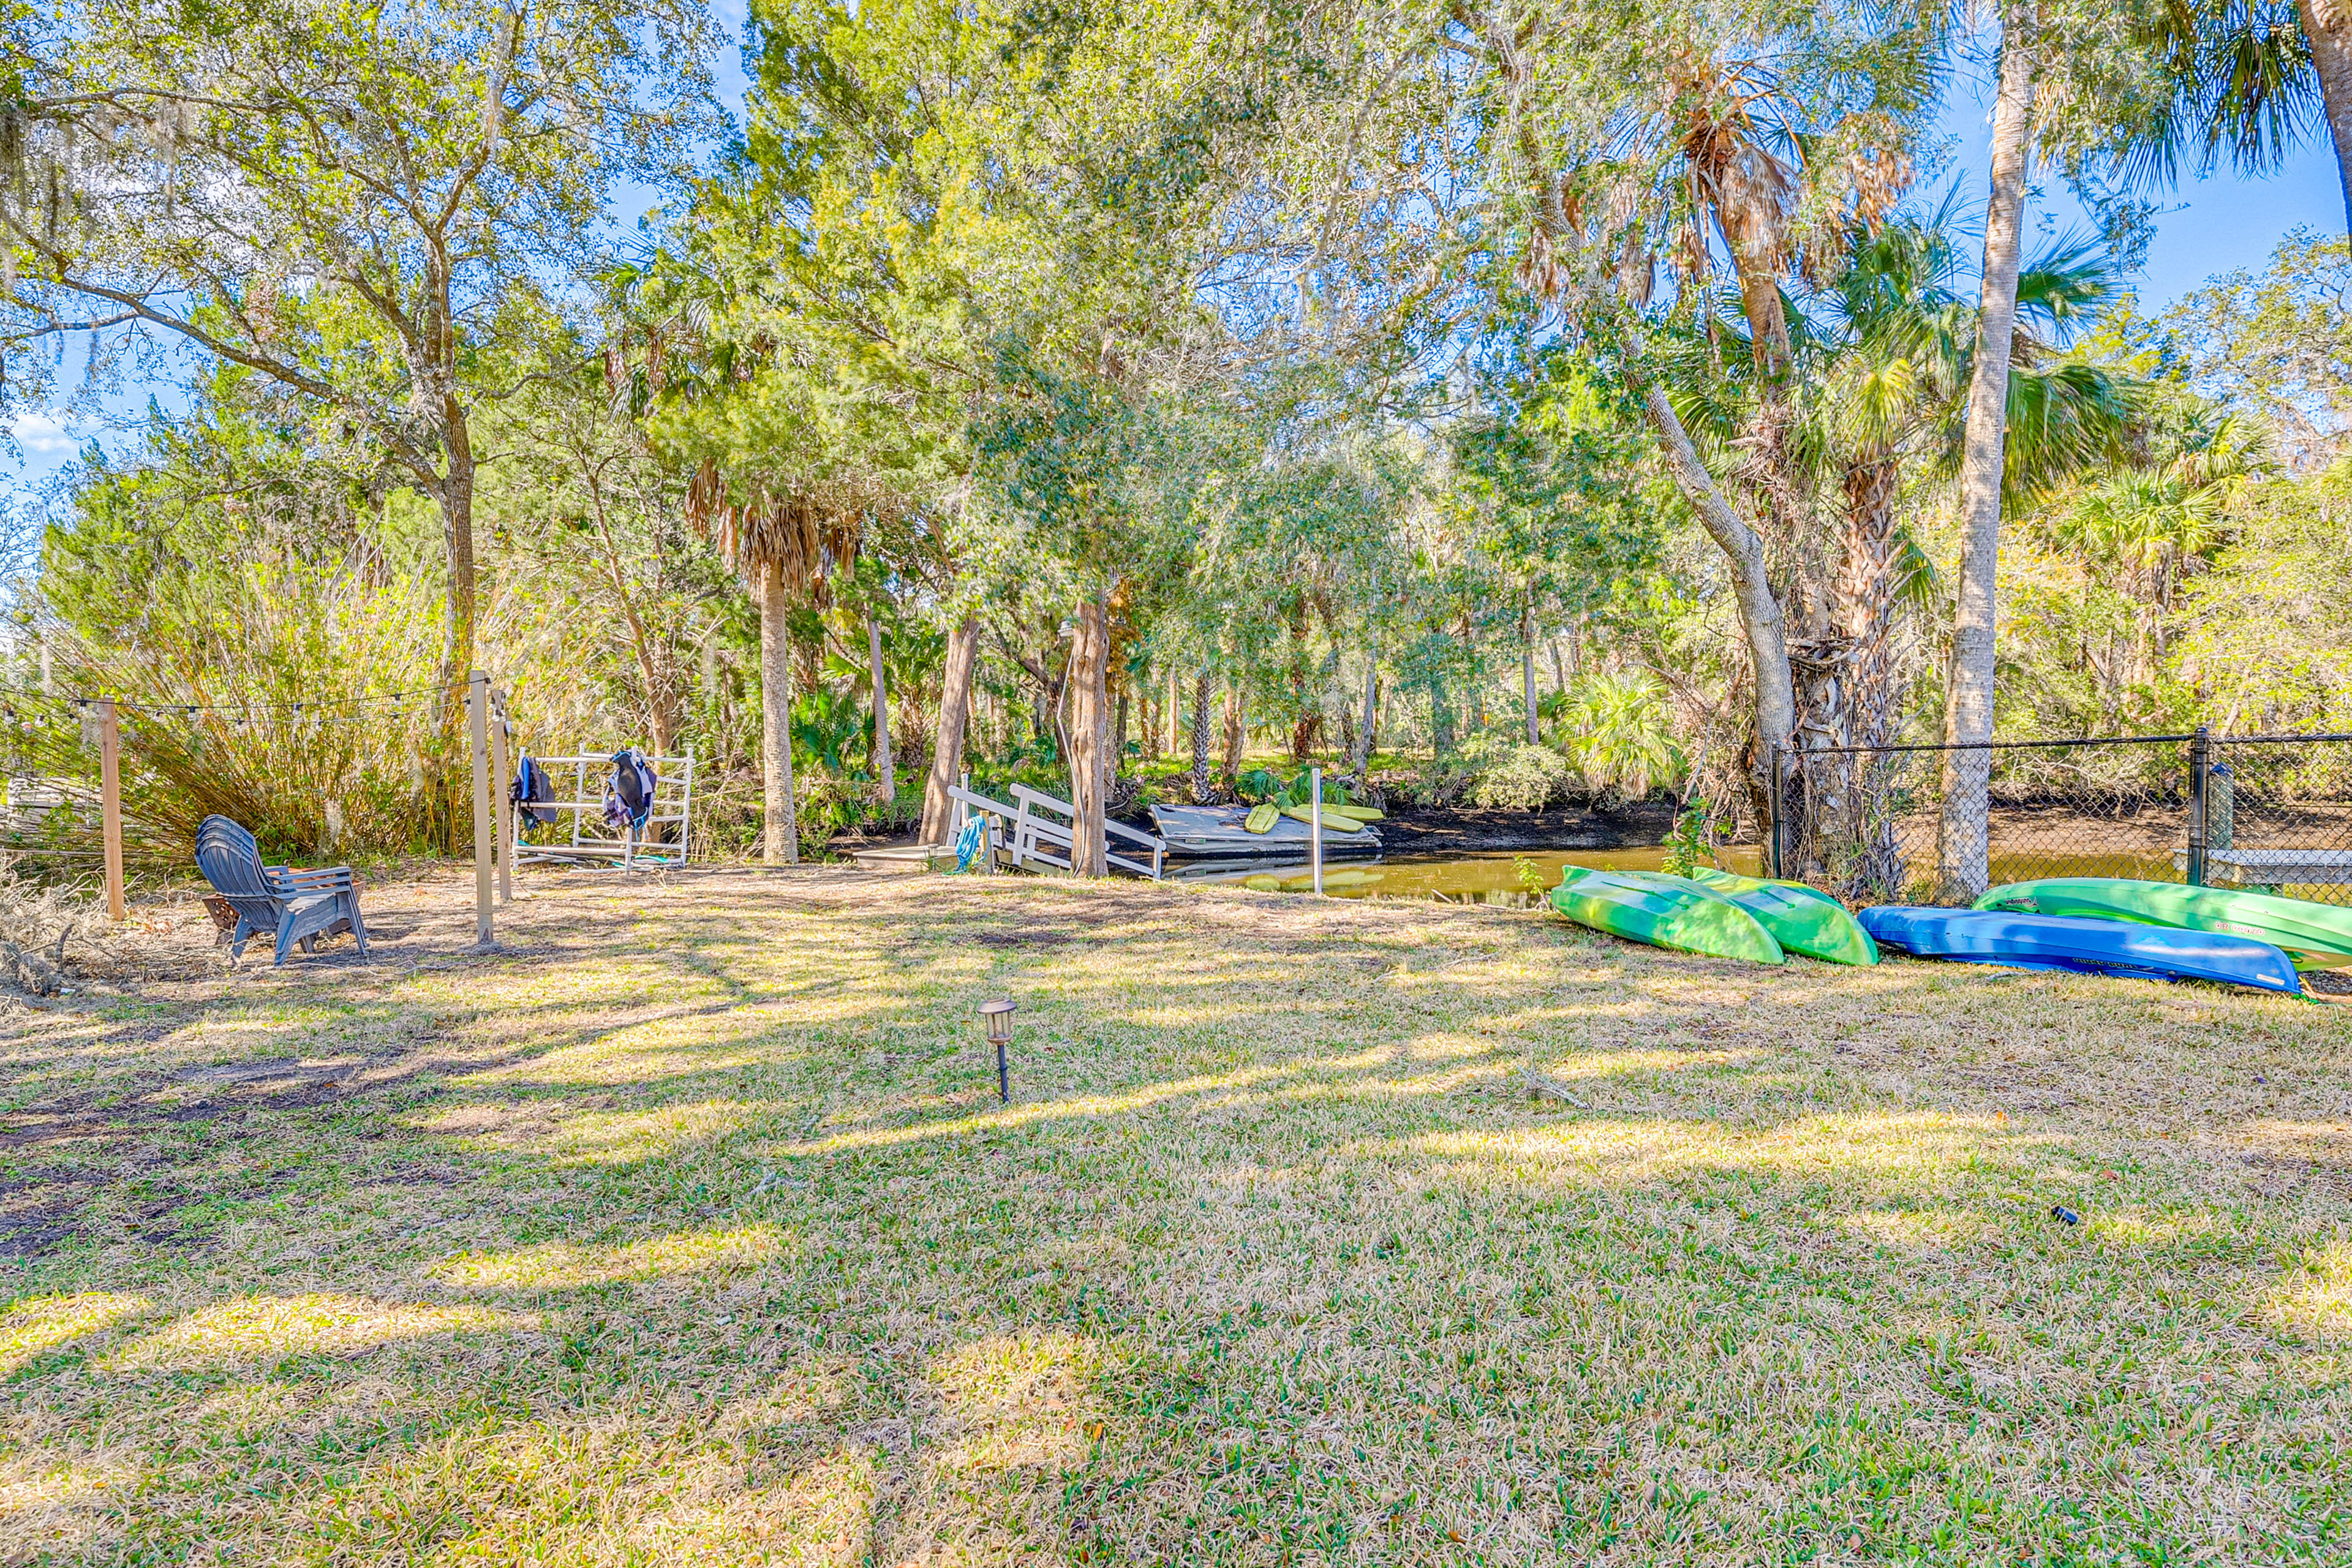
[1554,669,1685,802]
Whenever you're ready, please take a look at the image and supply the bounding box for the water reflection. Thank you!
[1181,845,2257,907]
[1183,846,1763,905]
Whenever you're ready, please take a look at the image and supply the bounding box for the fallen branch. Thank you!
[1522,1066,1588,1107]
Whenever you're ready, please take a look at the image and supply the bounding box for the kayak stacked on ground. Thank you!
[1547,866,1784,965]
[1688,867,1880,966]
[1149,803,1381,862]
[1858,906,2304,995]
[1973,877,2352,971]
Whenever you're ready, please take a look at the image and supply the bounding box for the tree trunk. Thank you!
[1220,683,1245,783]
[1189,673,1212,803]
[1640,386,1796,761]
[1722,221,1813,627]
[424,422,480,853]
[867,613,893,810]
[1286,600,1316,760]
[1836,457,1904,753]
[1939,7,2036,900]
[1351,657,1377,778]
[1522,612,1539,745]
[758,558,799,866]
[921,616,979,843]
[1068,596,1111,877]
[579,472,674,755]
[2299,0,2352,231]
[1168,666,1183,758]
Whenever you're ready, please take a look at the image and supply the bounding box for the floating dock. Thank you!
[1149,803,1382,862]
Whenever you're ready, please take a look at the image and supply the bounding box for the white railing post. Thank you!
[1310,766,1324,895]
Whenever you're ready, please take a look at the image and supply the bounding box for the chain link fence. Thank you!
[1772,729,2352,910]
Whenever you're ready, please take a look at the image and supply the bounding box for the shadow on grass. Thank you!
[7,875,2351,1558]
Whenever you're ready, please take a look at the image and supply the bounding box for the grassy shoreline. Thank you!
[2,865,2348,1561]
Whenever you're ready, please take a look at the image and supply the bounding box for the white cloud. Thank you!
[8,411,81,462]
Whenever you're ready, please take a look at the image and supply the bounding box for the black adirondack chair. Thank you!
[194,815,370,967]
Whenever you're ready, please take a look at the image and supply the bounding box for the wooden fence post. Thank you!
[468,671,494,948]
[97,698,124,921]
[490,689,513,907]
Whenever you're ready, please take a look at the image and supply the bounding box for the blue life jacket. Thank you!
[608,748,658,832]
[511,755,558,826]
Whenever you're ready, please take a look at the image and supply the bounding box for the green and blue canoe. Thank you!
[1689,867,1880,966]
[1974,877,2352,970]
[1548,865,1785,965]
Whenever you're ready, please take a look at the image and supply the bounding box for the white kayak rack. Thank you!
[511,748,695,869]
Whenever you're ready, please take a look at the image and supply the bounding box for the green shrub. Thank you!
[1660,799,1724,876]
[1467,739,1575,810]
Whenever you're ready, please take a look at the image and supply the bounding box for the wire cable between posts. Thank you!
[57,686,447,715]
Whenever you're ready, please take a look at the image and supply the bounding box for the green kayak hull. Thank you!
[1689,867,1881,965]
[1548,866,1785,965]
[1973,877,2352,970]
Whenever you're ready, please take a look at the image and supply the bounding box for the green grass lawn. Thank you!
[2,866,2348,1562]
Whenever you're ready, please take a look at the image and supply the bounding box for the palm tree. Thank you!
[2027,406,2266,708]
[1940,0,2040,899]
[685,467,864,866]
[2130,0,2348,230]
[1819,205,2125,752]
[1808,203,2128,889]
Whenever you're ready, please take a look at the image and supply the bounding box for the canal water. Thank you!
[1181,846,1765,906]
[1180,846,2204,906]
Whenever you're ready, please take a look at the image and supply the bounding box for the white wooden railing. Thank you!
[946,777,1165,880]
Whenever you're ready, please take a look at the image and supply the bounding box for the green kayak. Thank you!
[1973,877,2352,970]
[1688,867,1881,965]
[1548,865,1785,965]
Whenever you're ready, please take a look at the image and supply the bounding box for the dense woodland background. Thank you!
[1,0,2348,880]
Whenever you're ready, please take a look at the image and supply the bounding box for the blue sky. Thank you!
[1932,46,2343,309]
[7,23,2342,513]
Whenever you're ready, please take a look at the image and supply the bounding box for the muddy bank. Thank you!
[851,796,1682,859]
[1371,799,1679,855]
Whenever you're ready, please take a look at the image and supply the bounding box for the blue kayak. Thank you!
[1858,907,2304,995]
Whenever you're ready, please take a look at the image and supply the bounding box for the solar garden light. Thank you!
[980,999,1016,1102]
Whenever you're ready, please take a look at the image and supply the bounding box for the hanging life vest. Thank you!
[511,755,558,827]
[608,748,659,833]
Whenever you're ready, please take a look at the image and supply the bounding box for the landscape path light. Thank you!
[980,999,1016,1103]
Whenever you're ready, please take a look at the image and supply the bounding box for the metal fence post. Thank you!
[2186,725,2209,888]
[1765,741,1781,881]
